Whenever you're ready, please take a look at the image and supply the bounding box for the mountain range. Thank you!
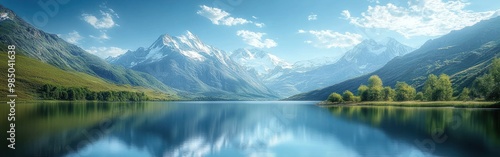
[2,4,498,102]
[0,5,177,100]
[233,39,413,98]
[108,31,277,100]
[229,48,292,78]
[288,16,500,100]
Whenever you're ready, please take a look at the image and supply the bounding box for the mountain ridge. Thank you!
[267,38,414,98]
[0,5,177,96]
[287,16,500,100]
[109,31,278,100]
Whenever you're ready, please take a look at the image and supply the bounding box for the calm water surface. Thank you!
[1,101,499,157]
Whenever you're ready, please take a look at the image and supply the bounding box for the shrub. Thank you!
[328,92,343,103]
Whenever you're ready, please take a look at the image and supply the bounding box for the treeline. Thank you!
[327,58,500,103]
[38,84,149,101]
[472,58,500,100]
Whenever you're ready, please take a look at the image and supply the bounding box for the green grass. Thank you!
[0,53,179,101]
[318,101,500,108]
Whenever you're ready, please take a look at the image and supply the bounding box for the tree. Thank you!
[87,91,95,100]
[328,92,343,103]
[61,91,68,100]
[488,58,500,100]
[415,92,424,101]
[423,74,453,101]
[367,86,383,101]
[472,58,500,100]
[358,85,369,101]
[473,74,494,99]
[368,75,383,88]
[103,91,112,101]
[353,96,361,102]
[395,82,416,101]
[382,86,395,101]
[67,89,76,100]
[435,74,453,101]
[40,84,52,99]
[367,75,383,101]
[458,87,471,101]
[423,74,438,101]
[343,90,355,102]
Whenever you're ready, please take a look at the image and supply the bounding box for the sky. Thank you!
[1,0,500,62]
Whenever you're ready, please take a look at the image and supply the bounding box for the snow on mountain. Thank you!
[229,48,292,77]
[145,31,217,62]
[268,38,414,98]
[0,12,9,21]
[342,38,413,64]
[111,31,233,69]
[108,31,277,100]
[292,56,339,73]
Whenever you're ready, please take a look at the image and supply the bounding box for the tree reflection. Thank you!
[328,106,500,156]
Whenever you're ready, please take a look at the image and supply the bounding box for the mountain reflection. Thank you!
[59,101,428,157]
[3,102,499,157]
[328,106,500,157]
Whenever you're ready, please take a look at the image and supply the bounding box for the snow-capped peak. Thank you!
[144,31,220,62]
[230,48,292,76]
[185,30,197,40]
[342,38,413,62]
[0,12,10,21]
[292,56,339,72]
[158,31,211,53]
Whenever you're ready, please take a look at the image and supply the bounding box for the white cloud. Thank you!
[297,29,306,33]
[252,16,258,19]
[236,30,277,48]
[82,10,118,29]
[85,46,128,58]
[59,30,83,44]
[341,10,351,19]
[90,33,110,41]
[367,0,380,4]
[81,5,118,42]
[255,23,265,28]
[344,0,500,37]
[308,14,317,21]
[302,30,363,48]
[197,5,250,26]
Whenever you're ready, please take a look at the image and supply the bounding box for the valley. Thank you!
[1,1,500,157]
[0,4,499,103]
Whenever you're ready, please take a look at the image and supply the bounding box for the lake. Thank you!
[1,101,499,157]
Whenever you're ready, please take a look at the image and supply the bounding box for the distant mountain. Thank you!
[0,5,175,95]
[229,48,292,77]
[292,56,339,73]
[0,48,177,101]
[288,16,500,100]
[109,31,277,100]
[268,38,413,98]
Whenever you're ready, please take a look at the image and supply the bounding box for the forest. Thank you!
[327,58,500,103]
[38,84,149,101]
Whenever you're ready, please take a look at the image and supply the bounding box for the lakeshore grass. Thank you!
[318,101,500,108]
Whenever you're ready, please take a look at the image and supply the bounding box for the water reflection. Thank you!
[328,106,500,157]
[1,101,499,157]
[61,101,425,157]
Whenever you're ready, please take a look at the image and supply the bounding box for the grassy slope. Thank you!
[287,17,500,101]
[0,52,179,101]
[0,6,177,96]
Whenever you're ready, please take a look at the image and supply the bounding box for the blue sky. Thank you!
[2,0,500,62]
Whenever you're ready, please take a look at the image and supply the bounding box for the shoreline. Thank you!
[317,101,500,108]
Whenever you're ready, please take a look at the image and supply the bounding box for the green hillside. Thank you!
[0,5,176,94]
[288,17,500,101]
[0,51,179,101]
